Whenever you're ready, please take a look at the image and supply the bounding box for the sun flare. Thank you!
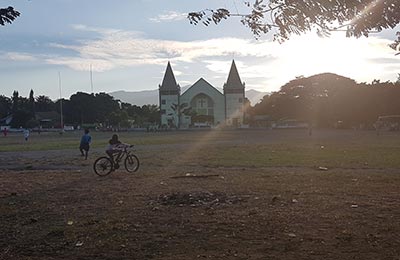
[273,33,392,83]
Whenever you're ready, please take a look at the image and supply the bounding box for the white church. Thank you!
[159,60,246,129]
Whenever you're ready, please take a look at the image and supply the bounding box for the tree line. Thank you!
[248,73,400,128]
[2,72,400,130]
[0,91,159,129]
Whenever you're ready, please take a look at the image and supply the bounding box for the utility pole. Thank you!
[90,64,94,94]
[58,72,64,132]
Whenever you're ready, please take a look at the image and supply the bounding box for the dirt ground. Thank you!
[1,129,400,260]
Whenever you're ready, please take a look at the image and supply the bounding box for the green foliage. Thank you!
[10,109,32,128]
[28,89,35,113]
[171,103,191,128]
[0,6,20,26]
[389,31,400,55]
[189,0,400,46]
[250,73,400,128]
[64,92,97,124]
[2,90,161,129]
[93,92,120,123]
[35,95,55,112]
[0,95,12,119]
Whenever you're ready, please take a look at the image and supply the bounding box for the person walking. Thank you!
[79,129,92,160]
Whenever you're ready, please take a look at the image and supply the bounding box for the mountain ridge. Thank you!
[109,88,269,107]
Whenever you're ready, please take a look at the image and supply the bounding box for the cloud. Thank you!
[43,25,276,72]
[149,11,187,23]
[3,52,37,62]
[3,25,399,93]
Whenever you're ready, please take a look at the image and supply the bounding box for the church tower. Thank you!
[159,62,180,128]
[223,60,245,127]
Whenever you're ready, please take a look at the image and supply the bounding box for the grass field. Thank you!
[2,129,400,168]
[1,129,400,259]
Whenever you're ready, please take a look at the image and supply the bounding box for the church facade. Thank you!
[159,60,246,128]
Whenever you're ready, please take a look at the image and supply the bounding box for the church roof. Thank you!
[181,78,224,98]
[224,60,244,90]
[160,61,179,90]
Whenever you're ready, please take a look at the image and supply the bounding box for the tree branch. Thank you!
[0,6,20,26]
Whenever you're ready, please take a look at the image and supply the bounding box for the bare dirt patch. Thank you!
[1,129,400,259]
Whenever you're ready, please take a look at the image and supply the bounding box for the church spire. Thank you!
[224,60,244,90]
[160,61,179,91]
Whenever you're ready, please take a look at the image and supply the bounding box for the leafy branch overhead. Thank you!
[390,31,400,55]
[188,0,400,46]
[0,6,20,26]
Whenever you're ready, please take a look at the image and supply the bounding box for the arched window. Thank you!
[190,93,214,116]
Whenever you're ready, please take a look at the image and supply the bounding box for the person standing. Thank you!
[79,129,92,160]
[23,128,30,141]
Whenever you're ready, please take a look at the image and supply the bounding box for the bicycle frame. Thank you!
[93,145,139,176]
[113,147,134,165]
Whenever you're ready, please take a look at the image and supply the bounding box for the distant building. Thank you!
[159,60,246,128]
[35,111,61,128]
[0,114,13,126]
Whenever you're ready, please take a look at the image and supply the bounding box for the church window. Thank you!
[161,109,166,114]
[161,99,166,105]
[198,98,207,108]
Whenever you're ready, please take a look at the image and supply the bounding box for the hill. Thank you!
[109,87,269,106]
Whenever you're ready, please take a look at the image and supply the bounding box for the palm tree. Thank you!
[171,103,192,129]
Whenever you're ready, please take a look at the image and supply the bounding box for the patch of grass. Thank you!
[0,131,200,152]
[199,142,400,169]
[2,129,400,169]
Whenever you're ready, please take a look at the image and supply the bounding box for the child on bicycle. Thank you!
[106,134,130,164]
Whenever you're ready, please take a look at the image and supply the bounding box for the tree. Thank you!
[108,110,131,128]
[10,110,32,128]
[141,104,160,124]
[123,103,145,126]
[11,90,19,113]
[93,92,120,124]
[35,95,55,112]
[29,89,35,114]
[0,6,20,26]
[171,103,191,129]
[251,72,400,128]
[188,0,399,47]
[0,95,12,119]
[390,31,400,55]
[66,92,97,125]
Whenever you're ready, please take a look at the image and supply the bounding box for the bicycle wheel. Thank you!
[93,157,113,176]
[124,154,140,172]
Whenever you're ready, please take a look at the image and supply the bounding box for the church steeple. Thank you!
[159,62,180,128]
[223,60,245,127]
[160,61,179,92]
[224,60,244,91]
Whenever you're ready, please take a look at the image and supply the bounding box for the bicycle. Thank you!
[93,145,140,176]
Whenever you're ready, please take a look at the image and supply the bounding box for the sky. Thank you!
[0,0,399,101]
